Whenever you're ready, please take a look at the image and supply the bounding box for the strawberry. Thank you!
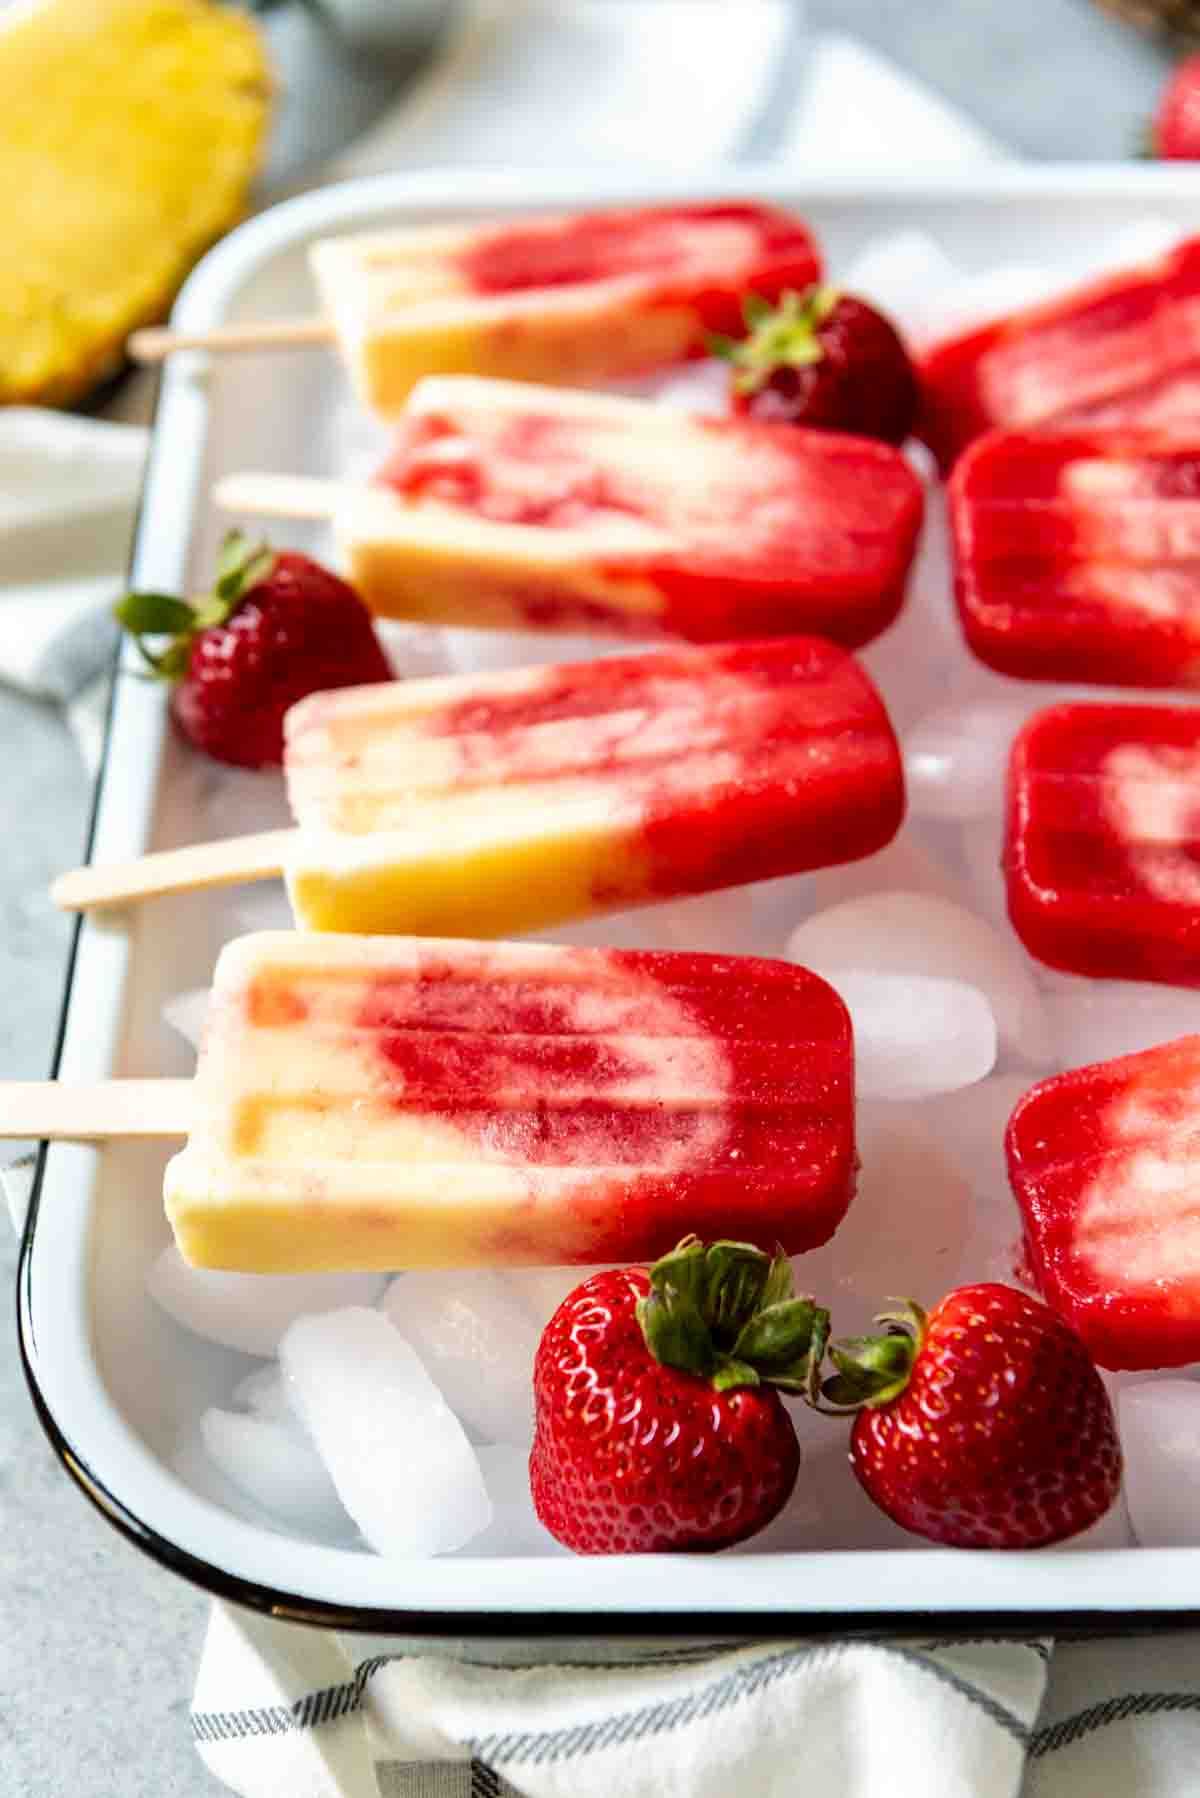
[530,1237,829,1554]
[115,533,391,768]
[712,286,918,445]
[1153,54,1200,160]
[819,1284,1122,1549]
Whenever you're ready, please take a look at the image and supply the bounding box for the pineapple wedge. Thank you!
[0,0,270,407]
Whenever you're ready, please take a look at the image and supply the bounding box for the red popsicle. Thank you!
[950,428,1200,687]
[1006,702,1200,985]
[1007,1036,1200,1369]
[920,234,1200,470]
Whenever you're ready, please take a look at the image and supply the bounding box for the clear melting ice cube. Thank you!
[381,1271,538,1446]
[146,1246,384,1359]
[279,1307,491,1557]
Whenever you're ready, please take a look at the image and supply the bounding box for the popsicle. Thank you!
[53,637,906,936]
[215,376,925,645]
[1007,1036,1200,1369]
[920,234,1200,470]
[949,428,1200,687]
[1006,701,1200,985]
[0,932,857,1273]
[130,200,822,415]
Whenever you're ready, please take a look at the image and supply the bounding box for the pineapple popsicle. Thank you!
[309,200,821,415]
[165,932,857,1273]
[53,638,906,937]
[217,377,925,646]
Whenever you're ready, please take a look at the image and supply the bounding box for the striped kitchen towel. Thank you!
[187,1604,1200,1797]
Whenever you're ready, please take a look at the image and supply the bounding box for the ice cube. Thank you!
[786,889,1051,1066]
[232,1365,306,1431]
[958,815,1011,932]
[619,359,729,415]
[441,628,615,679]
[279,1307,491,1556]
[914,1073,1032,1202]
[1044,978,1200,1070]
[1119,1381,1200,1547]
[161,987,209,1052]
[457,1443,570,1557]
[804,835,973,917]
[372,620,454,681]
[956,1189,1031,1292]
[904,698,1033,822]
[146,1246,384,1358]
[537,885,759,956]
[380,1271,538,1446]
[199,1408,353,1539]
[841,229,961,330]
[858,499,962,733]
[832,1108,971,1320]
[814,970,996,1101]
[914,263,1073,348]
[501,1265,622,1330]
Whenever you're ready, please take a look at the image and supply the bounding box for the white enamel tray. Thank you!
[20,165,1200,1636]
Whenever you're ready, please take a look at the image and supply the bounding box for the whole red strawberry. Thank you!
[115,533,391,767]
[821,1284,1122,1550]
[1153,54,1200,159]
[531,1237,828,1554]
[712,286,918,445]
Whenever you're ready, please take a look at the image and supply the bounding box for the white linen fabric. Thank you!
[11,8,1190,1796]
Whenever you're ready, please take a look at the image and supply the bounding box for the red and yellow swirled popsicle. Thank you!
[283,636,904,935]
[164,932,857,1272]
[308,200,821,415]
[217,377,924,644]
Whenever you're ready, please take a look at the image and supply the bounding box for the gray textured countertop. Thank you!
[0,3,1180,1792]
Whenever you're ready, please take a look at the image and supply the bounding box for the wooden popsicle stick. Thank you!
[128,316,333,363]
[51,827,295,914]
[0,1078,193,1140]
[212,473,356,521]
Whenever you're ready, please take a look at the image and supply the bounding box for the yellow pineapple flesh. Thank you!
[0,0,271,407]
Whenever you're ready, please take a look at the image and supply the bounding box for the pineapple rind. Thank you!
[0,0,271,407]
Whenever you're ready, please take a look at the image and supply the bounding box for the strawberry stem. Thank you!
[635,1235,829,1394]
[708,284,841,396]
[805,1296,926,1413]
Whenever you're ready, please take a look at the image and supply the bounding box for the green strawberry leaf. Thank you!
[113,592,197,636]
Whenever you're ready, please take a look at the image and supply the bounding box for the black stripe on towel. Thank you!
[1032,1691,1200,1757]
[470,1641,1031,1766]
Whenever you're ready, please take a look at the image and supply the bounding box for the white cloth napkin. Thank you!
[13,7,1190,1797]
[0,408,144,751]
